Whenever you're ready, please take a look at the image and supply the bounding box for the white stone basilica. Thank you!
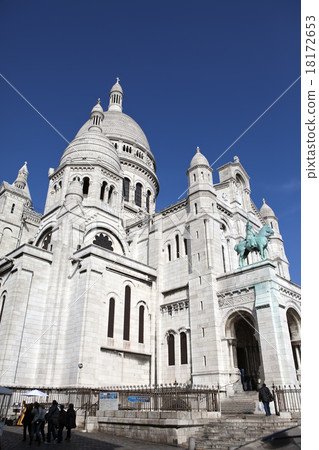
[0,80,301,392]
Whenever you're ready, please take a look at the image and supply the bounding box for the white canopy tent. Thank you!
[22,389,48,397]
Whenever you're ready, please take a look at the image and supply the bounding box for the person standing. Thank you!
[258,383,273,416]
[30,402,46,445]
[65,404,76,441]
[22,403,33,442]
[57,405,67,443]
[45,400,59,443]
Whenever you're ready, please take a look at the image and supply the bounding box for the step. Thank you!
[220,391,258,415]
[194,417,300,449]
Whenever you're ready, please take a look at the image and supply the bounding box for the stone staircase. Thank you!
[193,416,300,449]
[220,391,257,415]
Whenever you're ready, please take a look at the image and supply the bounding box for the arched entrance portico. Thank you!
[226,311,261,390]
[287,308,301,380]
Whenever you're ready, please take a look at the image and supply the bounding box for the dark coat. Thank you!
[47,404,59,426]
[22,406,33,425]
[259,385,272,402]
[58,409,67,427]
[66,407,76,429]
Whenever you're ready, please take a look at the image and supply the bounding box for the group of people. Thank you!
[19,400,76,445]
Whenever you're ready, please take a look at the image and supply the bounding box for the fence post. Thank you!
[272,384,280,416]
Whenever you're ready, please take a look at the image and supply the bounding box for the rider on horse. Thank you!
[245,219,257,248]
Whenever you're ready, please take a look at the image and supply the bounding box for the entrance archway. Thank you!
[287,308,301,378]
[226,311,261,390]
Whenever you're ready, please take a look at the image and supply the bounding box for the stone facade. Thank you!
[0,80,301,392]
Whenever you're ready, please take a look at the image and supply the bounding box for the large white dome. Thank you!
[76,110,151,152]
[60,130,121,173]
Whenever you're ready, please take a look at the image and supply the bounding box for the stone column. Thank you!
[255,276,298,385]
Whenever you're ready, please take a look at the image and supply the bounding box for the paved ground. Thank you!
[0,426,180,450]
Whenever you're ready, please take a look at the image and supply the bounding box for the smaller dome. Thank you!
[14,161,29,189]
[60,132,121,174]
[190,147,210,169]
[91,98,103,114]
[110,77,123,94]
[260,198,276,218]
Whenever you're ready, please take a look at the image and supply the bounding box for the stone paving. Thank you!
[0,426,180,450]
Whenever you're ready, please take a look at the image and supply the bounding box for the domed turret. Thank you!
[14,161,29,190]
[108,77,123,112]
[189,147,210,169]
[259,199,290,280]
[260,198,276,219]
[88,98,104,133]
[187,147,213,191]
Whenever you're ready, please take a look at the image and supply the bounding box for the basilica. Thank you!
[0,80,301,392]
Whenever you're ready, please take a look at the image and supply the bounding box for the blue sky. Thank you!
[0,0,301,284]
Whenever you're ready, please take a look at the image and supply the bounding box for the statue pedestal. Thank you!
[217,260,299,386]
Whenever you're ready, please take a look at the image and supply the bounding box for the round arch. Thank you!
[225,310,261,390]
[84,222,129,255]
[287,307,301,374]
[34,225,55,250]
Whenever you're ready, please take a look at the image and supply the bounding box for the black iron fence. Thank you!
[6,384,300,416]
[272,384,301,414]
[5,384,219,416]
[113,384,219,412]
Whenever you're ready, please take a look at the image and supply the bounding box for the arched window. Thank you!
[180,332,188,364]
[194,203,198,214]
[222,245,226,273]
[168,334,175,366]
[37,228,53,251]
[108,185,114,204]
[167,244,171,262]
[11,204,15,214]
[100,181,107,201]
[123,178,130,202]
[0,293,6,323]
[287,309,301,372]
[184,239,188,255]
[123,286,131,341]
[135,183,142,207]
[138,305,144,343]
[83,177,90,197]
[146,190,151,213]
[175,235,180,258]
[107,298,115,338]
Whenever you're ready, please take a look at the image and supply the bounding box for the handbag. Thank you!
[258,402,263,411]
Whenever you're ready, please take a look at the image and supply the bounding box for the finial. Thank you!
[196,146,200,153]
[234,155,239,163]
[263,198,266,204]
[97,98,101,104]
[116,77,120,84]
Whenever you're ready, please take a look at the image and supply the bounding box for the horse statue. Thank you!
[234,222,274,268]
